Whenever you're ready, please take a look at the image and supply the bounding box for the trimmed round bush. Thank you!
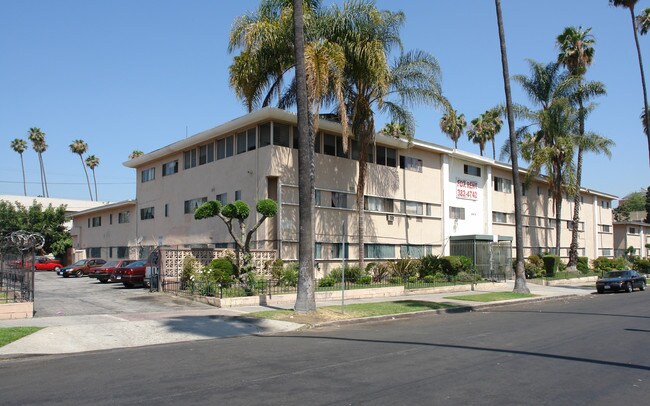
[256,199,278,217]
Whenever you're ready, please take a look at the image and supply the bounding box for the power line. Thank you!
[0,180,134,185]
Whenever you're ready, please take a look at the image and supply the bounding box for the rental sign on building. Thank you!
[456,179,478,200]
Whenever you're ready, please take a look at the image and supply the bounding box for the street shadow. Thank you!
[485,309,650,320]
[273,333,650,372]
[160,314,273,339]
[625,328,650,333]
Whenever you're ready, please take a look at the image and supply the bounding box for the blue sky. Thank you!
[1,0,649,203]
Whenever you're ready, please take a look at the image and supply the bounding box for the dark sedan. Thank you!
[596,270,647,293]
[88,259,135,283]
[112,259,148,288]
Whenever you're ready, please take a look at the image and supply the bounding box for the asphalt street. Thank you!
[1,288,648,405]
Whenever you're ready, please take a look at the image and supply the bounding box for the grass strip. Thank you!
[248,300,457,325]
[0,327,43,347]
[444,292,537,302]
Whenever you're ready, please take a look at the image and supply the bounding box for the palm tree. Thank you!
[85,155,100,202]
[467,109,501,158]
[292,0,316,313]
[514,60,578,256]
[439,107,467,149]
[494,0,528,293]
[467,116,488,156]
[128,150,144,160]
[638,7,650,34]
[643,107,649,137]
[556,26,601,270]
[28,127,49,197]
[69,139,93,200]
[10,138,28,196]
[381,122,407,138]
[610,0,650,164]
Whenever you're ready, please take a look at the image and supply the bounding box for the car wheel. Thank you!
[597,287,604,294]
[625,282,633,293]
[63,274,69,278]
[75,270,84,278]
[99,278,108,284]
[640,281,646,291]
[53,266,60,272]
[123,282,134,288]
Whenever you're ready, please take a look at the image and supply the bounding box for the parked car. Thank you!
[596,270,647,293]
[33,257,63,272]
[88,260,135,283]
[58,258,107,278]
[112,259,148,288]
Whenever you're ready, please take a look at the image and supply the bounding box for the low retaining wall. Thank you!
[527,276,598,286]
[0,302,34,320]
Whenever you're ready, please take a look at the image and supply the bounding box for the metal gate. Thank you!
[450,237,513,281]
[0,231,42,304]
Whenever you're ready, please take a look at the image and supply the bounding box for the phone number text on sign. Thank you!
[456,179,478,200]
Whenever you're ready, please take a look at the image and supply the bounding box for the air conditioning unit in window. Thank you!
[386,214,395,222]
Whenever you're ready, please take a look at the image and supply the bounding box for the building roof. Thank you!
[68,200,137,217]
[0,195,110,214]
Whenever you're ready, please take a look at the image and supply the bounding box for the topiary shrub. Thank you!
[203,258,235,284]
[318,275,337,287]
[542,255,561,277]
[577,257,589,274]
[358,275,372,285]
[327,266,366,282]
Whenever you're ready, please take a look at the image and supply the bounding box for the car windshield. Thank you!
[604,271,629,278]
[101,260,121,268]
[128,260,147,267]
[72,260,89,266]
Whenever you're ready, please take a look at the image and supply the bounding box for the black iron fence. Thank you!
[0,268,34,303]
[162,273,509,300]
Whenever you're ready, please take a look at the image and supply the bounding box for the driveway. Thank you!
[33,271,214,318]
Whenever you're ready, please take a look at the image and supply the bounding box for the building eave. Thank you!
[69,200,137,217]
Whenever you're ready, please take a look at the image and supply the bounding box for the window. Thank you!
[235,190,241,201]
[259,123,271,147]
[376,146,397,167]
[237,128,257,154]
[199,142,214,165]
[323,133,336,156]
[336,136,348,158]
[116,246,129,259]
[364,196,394,212]
[184,149,197,169]
[464,164,481,177]
[164,204,169,217]
[450,206,465,220]
[292,126,299,150]
[601,200,611,209]
[567,221,584,231]
[118,211,130,224]
[184,197,208,214]
[109,214,113,225]
[87,247,101,258]
[315,243,322,260]
[331,243,349,259]
[492,211,511,223]
[331,192,347,208]
[493,177,512,193]
[365,244,395,259]
[315,190,322,206]
[273,123,290,147]
[629,227,640,235]
[405,201,423,216]
[400,156,423,172]
[400,245,432,258]
[537,186,542,196]
[140,207,154,220]
[217,136,234,160]
[162,160,178,176]
[522,183,528,196]
[314,133,322,154]
[216,193,228,205]
[90,216,101,227]
[141,167,155,182]
[600,224,611,233]
[601,248,612,256]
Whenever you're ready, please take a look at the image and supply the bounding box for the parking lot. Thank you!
[33,271,214,318]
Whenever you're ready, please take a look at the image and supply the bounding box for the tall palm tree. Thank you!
[467,109,501,158]
[514,60,578,256]
[28,127,49,197]
[85,155,100,202]
[495,0,528,293]
[439,107,467,149]
[610,0,650,165]
[10,138,28,196]
[557,26,598,269]
[638,7,650,34]
[69,139,93,200]
[467,116,488,156]
[293,0,316,313]
[128,150,144,160]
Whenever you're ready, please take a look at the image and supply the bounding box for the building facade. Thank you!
[70,108,617,274]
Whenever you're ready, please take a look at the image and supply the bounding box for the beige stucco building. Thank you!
[70,108,617,273]
[613,211,650,258]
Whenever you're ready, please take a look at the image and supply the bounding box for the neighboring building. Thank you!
[613,211,650,258]
[70,108,617,274]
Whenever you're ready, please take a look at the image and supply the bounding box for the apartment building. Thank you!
[613,211,650,258]
[70,108,616,272]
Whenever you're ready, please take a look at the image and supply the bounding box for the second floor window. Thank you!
[118,211,130,224]
[331,192,347,208]
[184,197,208,214]
[141,167,155,182]
[400,156,423,172]
[494,177,512,193]
[162,160,178,176]
[140,207,154,220]
[450,206,465,220]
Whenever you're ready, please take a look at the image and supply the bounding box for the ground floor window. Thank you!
[87,247,101,258]
[399,245,432,258]
[365,244,395,259]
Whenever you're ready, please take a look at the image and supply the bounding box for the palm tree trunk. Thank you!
[357,133,368,271]
[92,169,98,201]
[40,153,49,197]
[568,91,585,270]
[79,155,93,200]
[38,153,45,197]
[629,8,650,165]
[492,138,496,160]
[293,0,316,313]
[20,154,27,196]
[495,0,528,293]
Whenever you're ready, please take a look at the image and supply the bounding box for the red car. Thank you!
[34,257,63,272]
[88,259,135,283]
[113,259,148,288]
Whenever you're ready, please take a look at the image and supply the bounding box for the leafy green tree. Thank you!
[609,0,650,164]
[194,199,278,277]
[28,127,49,197]
[128,150,144,160]
[614,190,647,221]
[439,106,467,149]
[69,139,93,201]
[556,26,614,269]
[0,200,71,257]
[495,0,528,293]
[10,138,28,196]
[85,155,100,202]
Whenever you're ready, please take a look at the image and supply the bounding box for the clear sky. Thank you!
[1,0,649,203]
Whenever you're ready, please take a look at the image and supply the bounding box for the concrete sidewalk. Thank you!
[0,281,595,358]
